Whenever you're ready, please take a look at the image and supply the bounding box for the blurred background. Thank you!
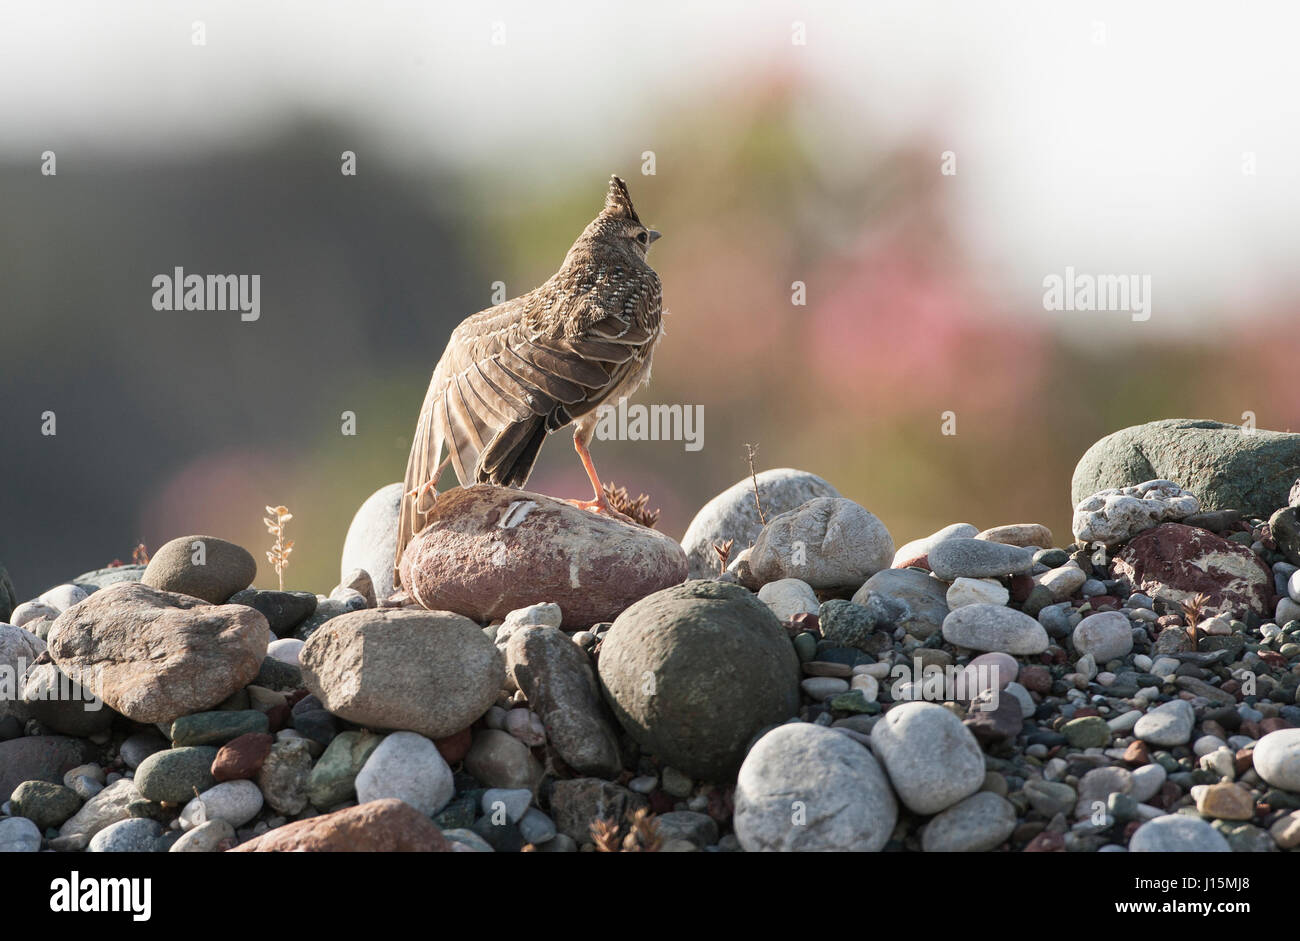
[2,1,1298,595]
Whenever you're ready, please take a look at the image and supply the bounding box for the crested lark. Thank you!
[394,175,663,585]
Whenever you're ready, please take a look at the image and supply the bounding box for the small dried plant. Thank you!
[264,505,294,591]
[590,807,662,852]
[132,542,151,566]
[1180,591,1213,646]
[591,816,621,852]
[744,443,766,524]
[713,538,735,574]
[603,482,660,528]
[623,807,663,852]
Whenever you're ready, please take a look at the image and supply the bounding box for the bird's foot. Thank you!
[406,478,440,513]
[566,495,634,524]
[567,495,612,513]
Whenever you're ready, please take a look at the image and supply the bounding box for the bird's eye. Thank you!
[636,231,648,244]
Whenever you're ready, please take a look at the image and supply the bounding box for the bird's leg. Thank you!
[568,426,614,514]
[406,454,453,513]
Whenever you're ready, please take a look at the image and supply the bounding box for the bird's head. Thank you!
[580,175,661,260]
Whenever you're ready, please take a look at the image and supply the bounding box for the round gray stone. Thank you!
[747,498,894,590]
[1129,814,1231,852]
[1252,728,1300,791]
[140,535,256,604]
[920,791,1017,852]
[301,608,504,739]
[355,731,454,816]
[942,604,1049,655]
[0,816,42,852]
[1133,699,1195,747]
[680,469,840,579]
[88,817,163,852]
[340,482,404,602]
[734,722,897,852]
[1072,611,1134,662]
[169,818,236,853]
[870,702,985,815]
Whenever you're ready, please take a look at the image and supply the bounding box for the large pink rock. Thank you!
[47,581,269,724]
[399,484,688,629]
[1111,523,1273,619]
[229,799,450,852]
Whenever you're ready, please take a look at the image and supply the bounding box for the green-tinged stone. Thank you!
[1212,821,1274,853]
[433,794,478,830]
[10,781,82,830]
[126,799,169,822]
[818,599,893,653]
[1023,779,1076,816]
[827,690,879,714]
[1021,585,1056,618]
[1154,751,1181,773]
[1062,716,1110,749]
[1107,791,1139,823]
[1034,549,1070,569]
[134,746,219,803]
[254,656,302,691]
[1264,789,1300,810]
[169,710,268,747]
[1071,419,1300,519]
[306,730,384,808]
[792,632,818,662]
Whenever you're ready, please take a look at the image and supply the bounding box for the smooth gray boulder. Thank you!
[680,469,840,579]
[1072,419,1300,519]
[598,580,801,780]
[341,482,404,603]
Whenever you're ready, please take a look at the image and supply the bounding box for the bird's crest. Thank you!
[602,175,641,224]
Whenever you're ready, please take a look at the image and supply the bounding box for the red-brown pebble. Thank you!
[211,732,274,782]
[1009,574,1034,604]
[434,727,472,763]
[1019,664,1052,695]
[1123,740,1151,765]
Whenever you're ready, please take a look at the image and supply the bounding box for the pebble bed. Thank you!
[3,424,1300,854]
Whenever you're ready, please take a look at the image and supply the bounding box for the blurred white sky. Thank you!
[3,0,1297,327]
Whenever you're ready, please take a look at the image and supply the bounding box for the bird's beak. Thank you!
[647,229,662,244]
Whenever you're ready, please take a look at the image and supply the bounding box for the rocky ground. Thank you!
[3,417,1300,853]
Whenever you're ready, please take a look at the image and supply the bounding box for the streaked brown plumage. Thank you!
[394,175,663,587]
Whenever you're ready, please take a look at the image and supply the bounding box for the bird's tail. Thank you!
[395,391,448,591]
[477,415,547,489]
